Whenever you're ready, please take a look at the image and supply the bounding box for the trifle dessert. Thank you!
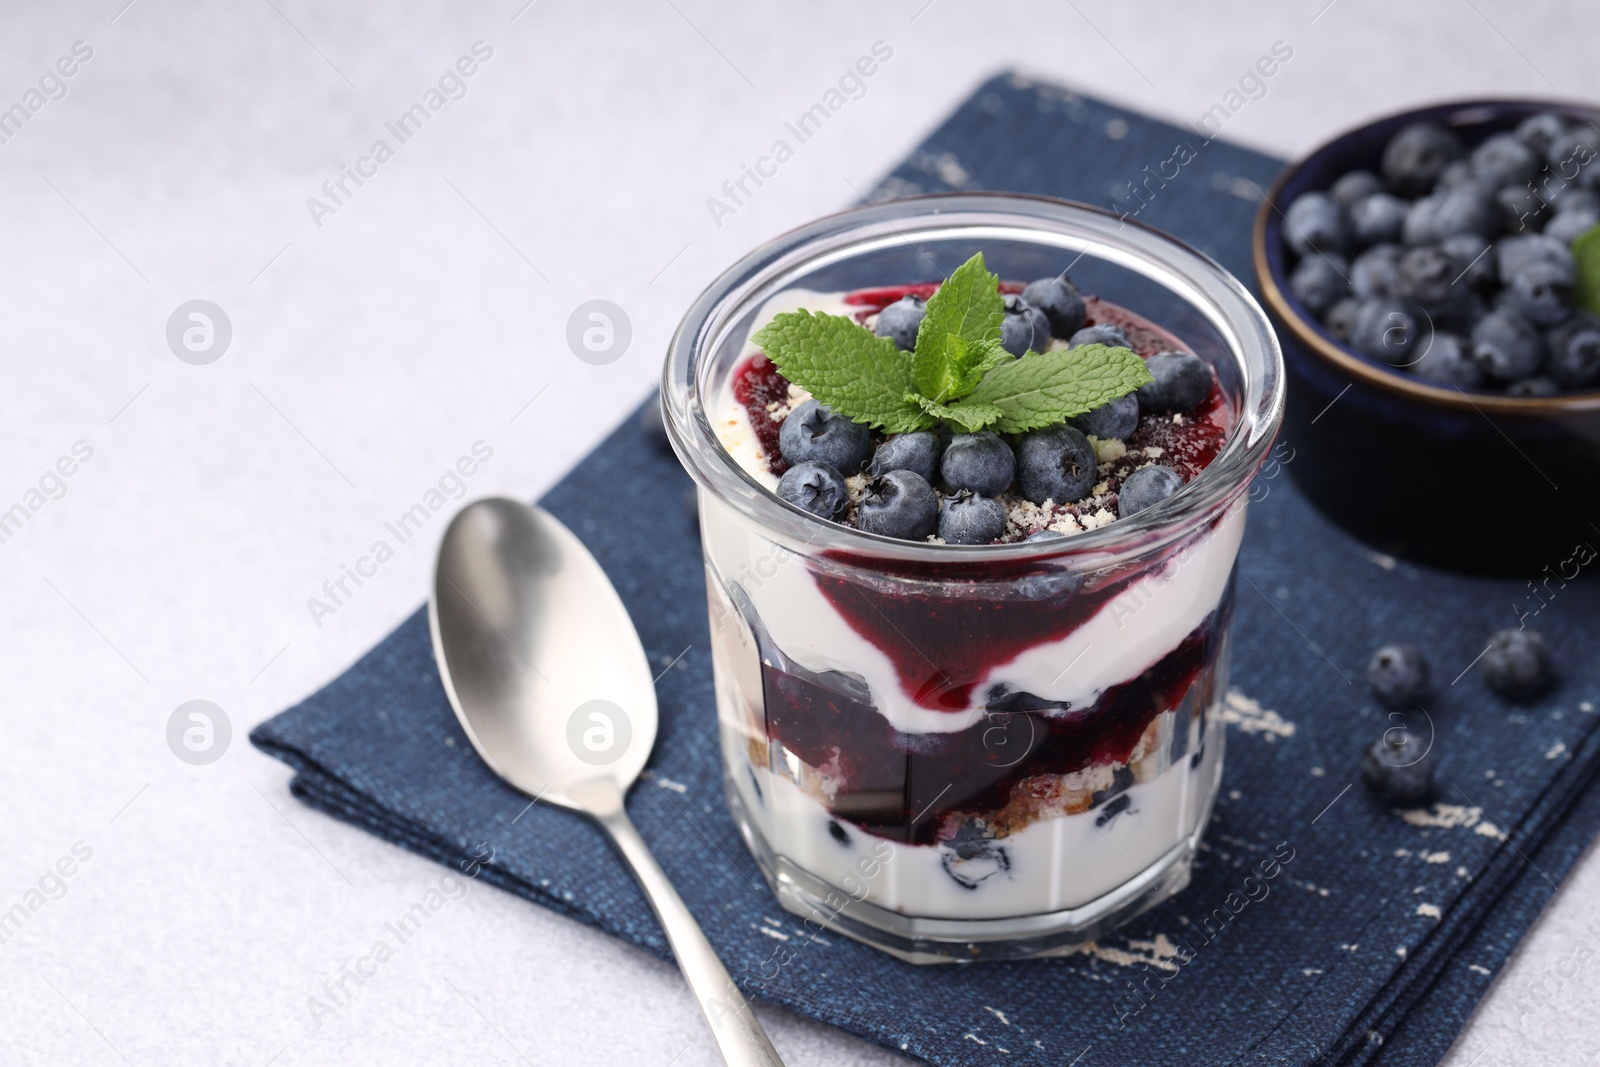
[664,196,1283,962]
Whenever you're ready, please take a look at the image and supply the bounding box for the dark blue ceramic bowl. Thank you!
[1254,99,1600,575]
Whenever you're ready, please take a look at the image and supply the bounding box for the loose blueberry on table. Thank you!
[1366,643,1430,707]
[1361,726,1437,805]
[1481,627,1554,700]
[1282,111,1600,395]
[724,252,1227,545]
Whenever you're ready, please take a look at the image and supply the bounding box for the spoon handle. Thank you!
[596,802,787,1067]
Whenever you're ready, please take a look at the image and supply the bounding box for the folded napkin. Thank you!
[253,74,1600,1066]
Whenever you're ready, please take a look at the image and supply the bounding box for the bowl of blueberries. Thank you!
[1253,99,1600,574]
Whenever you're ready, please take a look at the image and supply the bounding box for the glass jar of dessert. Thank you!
[663,194,1284,963]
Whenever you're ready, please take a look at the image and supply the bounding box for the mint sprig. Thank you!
[750,252,1152,435]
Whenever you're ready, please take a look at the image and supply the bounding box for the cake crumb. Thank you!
[1049,513,1084,535]
[1079,507,1116,531]
[1091,436,1126,465]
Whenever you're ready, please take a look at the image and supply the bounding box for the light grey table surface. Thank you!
[2,2,1597,1064]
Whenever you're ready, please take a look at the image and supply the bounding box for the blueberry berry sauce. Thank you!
[760,588,1232,846]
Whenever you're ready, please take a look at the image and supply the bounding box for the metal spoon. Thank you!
[429,497,785,1067]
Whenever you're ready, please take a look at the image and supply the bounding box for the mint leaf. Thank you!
[912,334,1011,404]
[908,394,1004,433]
[752,310,929,433]
[965,344,1154,433]
[917,252,1005,351]
[908,253,1006,404]
[970,344,1015,378]
[1573,223,1600,317]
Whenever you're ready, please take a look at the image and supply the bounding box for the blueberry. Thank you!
[1411,333,1482,388]
[1554,186,1600,215]
[1472,133,1541,188]
[1500,264,1574,327]
[1000,294,1051,356]
[1395,245,1458,307]
[1071,393,1140,440]
[1498,233,1575,278]
[778,399,874,473]
[939,833,1010,888]
[870,431,943,483]
[1506,376,1561,397]
[1471,307,1545,381]
[1118,464,1183,518]
[1289,252,1351,316]
[1495,183,1551,234]
[1349,193,1410,246]
[1496,235,1576,326]
[1350,298,1428,366]
[1382,121,1464,196]
[1021,276,1088,338]
[1068,322,1130,349]
[1440,234,1495,291]
[1015,424,1096,504]
[1547,312,1600,387]
[1329,169,1385,207]
[1441,184,1498,233]
[939,492,1007,545]
[1400,197,1442,246]
[1547,128,1600,189]
[1482,628,1553,700]
[1516,112,1569,157]
[776,461,848,521]
[874,295,925,352]
[1544,208,1600,244]
[941,430,1015,496]
[1435,159,1476,189]
[1360,728,1436,805]
[1366,644,1429,706]
[1136,351,1212,412]
[1284,191,1347,256]
[1324,298,1362,341]
[1403,185,1495,245]
[1351,243,1404,299]
[857,469,939,541]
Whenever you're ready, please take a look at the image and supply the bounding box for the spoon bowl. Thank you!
[430,497,655,807]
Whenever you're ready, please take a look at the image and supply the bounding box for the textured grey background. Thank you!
[1,1,1597,1064]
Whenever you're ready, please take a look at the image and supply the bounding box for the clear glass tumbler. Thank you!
[663,194,1284,963]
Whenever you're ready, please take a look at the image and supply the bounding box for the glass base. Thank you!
[726,772,1214,964]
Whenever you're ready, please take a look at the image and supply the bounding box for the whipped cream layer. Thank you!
[728,719,1224,919]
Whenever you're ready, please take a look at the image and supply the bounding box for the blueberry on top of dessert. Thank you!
[1281,111,1600,396]
[728,253,1227,544]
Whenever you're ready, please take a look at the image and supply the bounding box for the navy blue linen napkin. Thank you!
[253,74,1600,1066]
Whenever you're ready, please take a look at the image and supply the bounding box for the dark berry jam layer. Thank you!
[811,552,1133,712]
[730,353,791,476]
[758,587,1233,846]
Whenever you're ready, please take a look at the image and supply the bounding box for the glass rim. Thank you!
[662,192,1285,565]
